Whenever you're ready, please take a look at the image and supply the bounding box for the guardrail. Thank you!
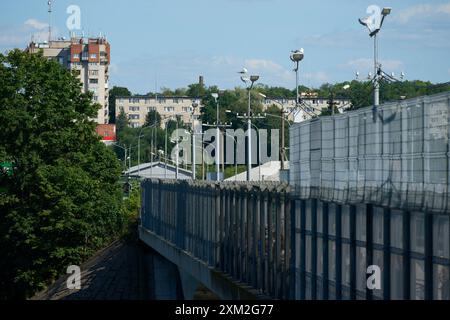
[141,179,292,299]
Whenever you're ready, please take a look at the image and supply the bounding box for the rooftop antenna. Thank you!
[47,0,53,42]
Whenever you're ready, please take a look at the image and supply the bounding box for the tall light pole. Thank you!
[239,69,259,181]
[359,7,391,120]
[290,49,305,111]
[211,93,221,181]
[112,142,128,172]
[259,93,291,171]
[137,123,157,178]
[191,101,199,180]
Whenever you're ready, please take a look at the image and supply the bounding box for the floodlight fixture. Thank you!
[250,75,260,83]
[290,48,304,62]
[382,7,391,16]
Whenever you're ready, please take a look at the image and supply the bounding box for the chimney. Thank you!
[199,75,204,87]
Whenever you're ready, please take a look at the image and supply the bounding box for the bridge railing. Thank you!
[141,179,292,299]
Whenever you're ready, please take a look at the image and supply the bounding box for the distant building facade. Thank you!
[115,96,202,128]
[26,37,111,124]
[95,124,116,146]
[262,95,352,122]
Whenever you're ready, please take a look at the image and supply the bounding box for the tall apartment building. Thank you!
[26,37,111,124]
[116,96,202,128]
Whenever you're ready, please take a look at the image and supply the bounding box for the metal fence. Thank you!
[140,179,450,300]
[141,179,293,299]
[290,91,450,213]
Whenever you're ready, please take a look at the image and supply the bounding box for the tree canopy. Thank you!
[0,50,126,299]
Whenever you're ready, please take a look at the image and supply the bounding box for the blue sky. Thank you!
[1,0,449,94]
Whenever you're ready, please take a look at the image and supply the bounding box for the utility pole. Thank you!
[48,0,52,43]
[280,105,286,170]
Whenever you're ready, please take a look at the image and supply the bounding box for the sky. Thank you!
[1,0,449,94]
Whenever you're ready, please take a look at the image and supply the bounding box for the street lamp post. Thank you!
[290,49,305,111]
[211,93,221,182]
[112,142,128,172]
[258,93,292,171]
[137,123,157,178]
[239,69,259,181]
[359,7,392,119]
[191,101,199,180]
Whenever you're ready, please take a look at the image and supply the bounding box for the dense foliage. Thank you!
[0,50,127,299]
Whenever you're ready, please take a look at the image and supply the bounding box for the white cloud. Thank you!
[345,58,403,71]
[0,18,56,48]
[24,19,48,30]
[396,3,450,24]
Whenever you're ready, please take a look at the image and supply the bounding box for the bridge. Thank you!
[139,92,450,301]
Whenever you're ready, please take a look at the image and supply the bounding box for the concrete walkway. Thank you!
[31,238,183,300]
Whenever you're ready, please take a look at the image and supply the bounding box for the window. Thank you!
[147,107,156,112]
[72,53,80,59]
[129,98,140,103]
[90,53,97,59]
[128,114,140,120]
[82,52,89,60]
[89,70,99,76]
[129,106,140,112]
[89,78,98,84]
[92,96,98,101]
[182,107,192,113]
[164,107,175,112]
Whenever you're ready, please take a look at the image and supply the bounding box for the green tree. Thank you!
[108,86,131,124]
[0,49,126,299]
[116,109,129,133]
[145,110,162,127]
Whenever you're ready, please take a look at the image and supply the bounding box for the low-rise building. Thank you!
[116,96,202,128]
[261,96,352,122]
